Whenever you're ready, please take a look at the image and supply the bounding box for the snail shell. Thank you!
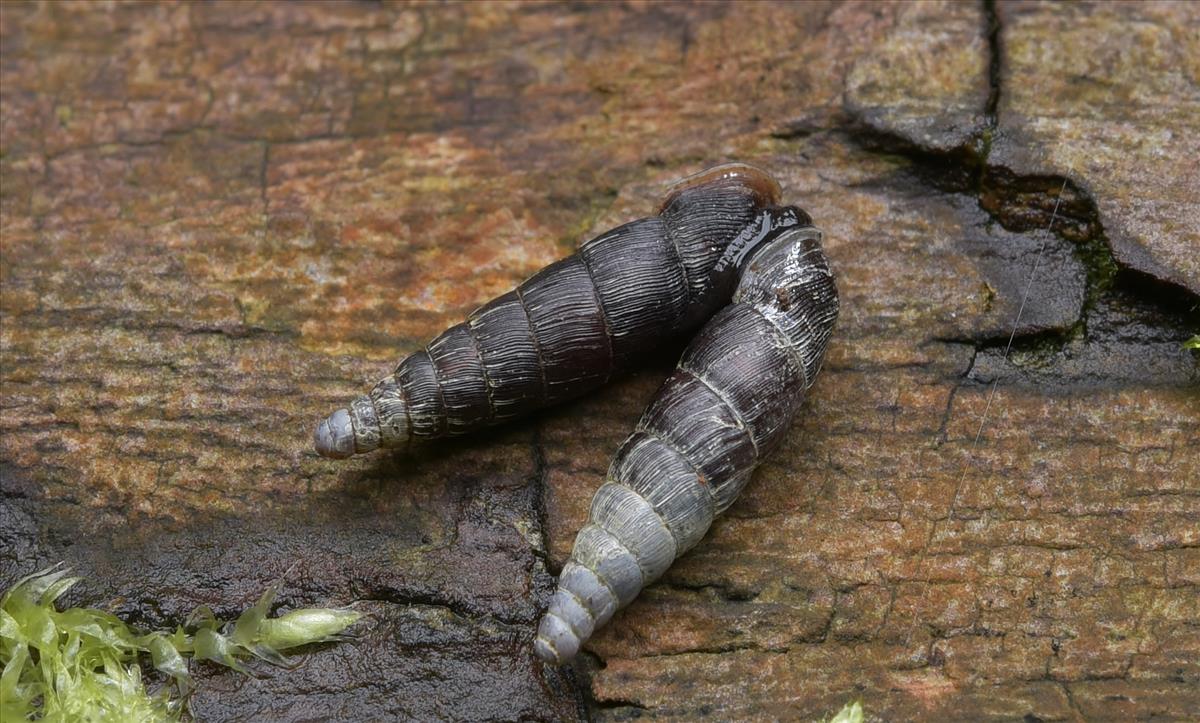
[314,164,787,458]
[534,214,839,664]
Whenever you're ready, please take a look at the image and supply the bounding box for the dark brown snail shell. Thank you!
[314,163,787,458]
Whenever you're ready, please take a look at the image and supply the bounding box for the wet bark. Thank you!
[2,1,1196,720]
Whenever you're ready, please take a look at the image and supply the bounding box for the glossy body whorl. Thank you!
[534,221,839,664]
[314,164,786,458]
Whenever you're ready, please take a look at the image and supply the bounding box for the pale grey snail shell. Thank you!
[535,220,839,664]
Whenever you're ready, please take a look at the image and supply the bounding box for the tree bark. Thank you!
[2,2,1196,720]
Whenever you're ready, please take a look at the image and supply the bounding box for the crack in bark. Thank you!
[351,586,529,627]
[347,595,524,632]
[842,4,1197,344]
[524,423,589,716]
[574,650,650,714]
[982,0,1002,126]
[844,75,1196,390]
[1059,681,1083,719]
[935,359,970,445]
[858,2,1196,660]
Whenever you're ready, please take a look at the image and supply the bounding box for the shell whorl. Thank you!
[657,161,782,213]
[535,221,839,665]
[314,164,783,459]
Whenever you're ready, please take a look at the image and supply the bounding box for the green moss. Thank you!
[1075,231,1120,303]
[1184,335,1200,350]
[0,566,361,722]
[980,281,997,313]
[977,126,995,162]
[1005,328,1078,370]
[824,700,864,723]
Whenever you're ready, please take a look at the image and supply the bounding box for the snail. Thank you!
[534,212,839,664]
[313,163,789,459]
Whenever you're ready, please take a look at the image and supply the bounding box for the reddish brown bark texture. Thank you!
[2,2,1197,720]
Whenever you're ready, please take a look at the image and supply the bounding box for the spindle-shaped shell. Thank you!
[314,164,788,458]
[534,216,839,664]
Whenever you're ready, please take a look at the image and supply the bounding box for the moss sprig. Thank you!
[0,565,361,722]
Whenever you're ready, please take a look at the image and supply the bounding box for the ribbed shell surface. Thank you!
[466,291,544,422]
[579,218,687,368]
[315,164,783,458]
[535,223,839,665]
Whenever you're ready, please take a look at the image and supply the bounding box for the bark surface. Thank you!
[2,2,1197,720]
